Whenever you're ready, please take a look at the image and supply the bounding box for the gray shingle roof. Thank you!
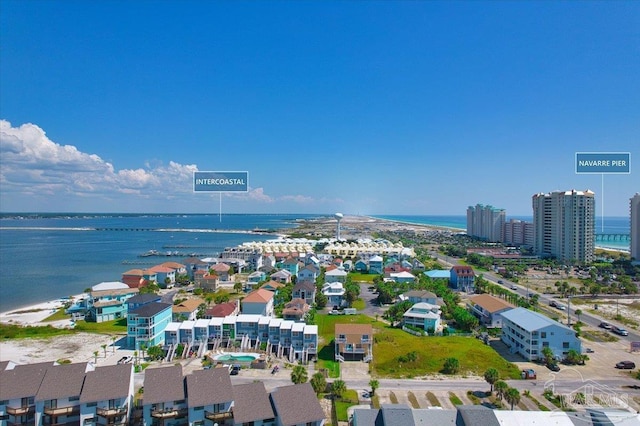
[186,368,233,408]
[143,365,184,405]
[80,364,133,403]
[130,302,172,317]
[0,362,51,400]
[380,404,415,426]
[127,294,161,304]
[270,383,325,426]
[35,363,88,401]
[456,405,500,426]
[232,382,275,424]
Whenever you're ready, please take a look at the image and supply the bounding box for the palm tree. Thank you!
[93,351,99,364]
[111,336,117,353]
[574,309,582,323]
[494,380,508,400]
[101,344,107,358]
[369,379,380,396]
[290,365,308,384]
[310,372,326,395]
[542,346,555,366]
[332,379,347,400]
[505,387,521,410]
[484,368,499,393]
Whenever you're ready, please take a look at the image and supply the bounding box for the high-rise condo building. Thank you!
[503,219,534,247]
[532,190,595,263]
[631,193,640,261]
[466,204,505,242]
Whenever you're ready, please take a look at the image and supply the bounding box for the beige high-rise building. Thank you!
[532,190,595,263]
[631,193,640,261]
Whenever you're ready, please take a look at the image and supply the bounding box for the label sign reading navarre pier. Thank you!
[576,152,631,174]
[193,171,249,192]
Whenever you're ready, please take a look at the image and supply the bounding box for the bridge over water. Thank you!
[595,233,630,242]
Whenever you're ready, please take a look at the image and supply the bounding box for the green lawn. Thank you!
[335,389,359,421]
[348,272,377,283]
[43,308,70,322]
[73,318,128,334]
[371,328,521,379]
[351,299,366,310]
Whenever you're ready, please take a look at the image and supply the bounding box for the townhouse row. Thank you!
[0,361,325,426]
[163,315,318,364]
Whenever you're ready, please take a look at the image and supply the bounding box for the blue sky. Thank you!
[1,1,638,216]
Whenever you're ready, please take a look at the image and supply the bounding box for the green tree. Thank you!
[484,368,499,393]
[505,387,521,410]
[196,303,207,319]
[494,380,508,400]
[332,379,347,400]
[101,344,107,358]
[315,291,327,309]
[442,357,460,374]
[234,282,243,294]
[369,379,380,396]
[146,345,164,361]
[310,372,327,395]
[290,365,308,384]
[542,346,555,366]
[574,309,582,322]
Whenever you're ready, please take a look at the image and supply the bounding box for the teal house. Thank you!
[127,302,172,350]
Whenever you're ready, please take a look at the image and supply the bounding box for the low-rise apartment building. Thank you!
[467,294,514,328]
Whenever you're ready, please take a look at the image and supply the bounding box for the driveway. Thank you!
[358,282,387,318]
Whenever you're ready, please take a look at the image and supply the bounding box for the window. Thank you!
[542,342,549,347]
[86,402,97,408]
[362,335,370,341]
[562,342,570,348]
[194,406,204,411]
[69,395,80,401]
[174,400,185,405]
[338,334,345,340]
[0,400,8,406]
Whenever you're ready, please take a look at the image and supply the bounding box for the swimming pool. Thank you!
[213,353,259,363]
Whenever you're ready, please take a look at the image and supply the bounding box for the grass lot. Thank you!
[335,389,359,421]
[43,308,70,322]
[351,299,366,310]
[372,329,521,379]
[73,318,127,334]
[0,323,74,339]
[314,313,520,380]
[348,273,377,283]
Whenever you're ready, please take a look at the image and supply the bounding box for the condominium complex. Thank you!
[502,219,534,247]
[632,193,640,261]
[532,189,595,263]
[466,204,505,242]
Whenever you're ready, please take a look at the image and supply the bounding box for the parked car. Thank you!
[547,363,561,372]
[615,361,636,369]
[230,365,241,375]
[612,326,629,336]
[599,322,612,330]
[511,285,518,290]
[497,280,504,284]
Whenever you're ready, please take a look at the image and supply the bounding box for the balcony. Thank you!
[44,406,80,416]
[150,407,187,419]
[6,405,35,416]
[204,410,233,422]
[96,406,127,418]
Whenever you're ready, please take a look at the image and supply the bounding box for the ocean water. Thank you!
[0,213,318,313]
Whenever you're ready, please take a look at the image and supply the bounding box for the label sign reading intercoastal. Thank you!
[193,171,249,192]
[575,152,631,174]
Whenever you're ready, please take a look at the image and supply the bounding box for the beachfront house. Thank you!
[292,281,316,306]
[269,383,326,426]
[241,289,275,316]
[126,294,162,311]
[186,369,234,426]
[501,307,582,362]
[79,364,134,426]
[86,282,139,323]
[147,265,176,288]
[172,298,205,322]
[183,257,209,280]
[35,363,93,426]
[0,361,51,426]
[142,365,187,426]
[127,302,172,350]
[467,294,514,328]
[450,265,475,292]
[335,324,373,362]
[402,302,441,333]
